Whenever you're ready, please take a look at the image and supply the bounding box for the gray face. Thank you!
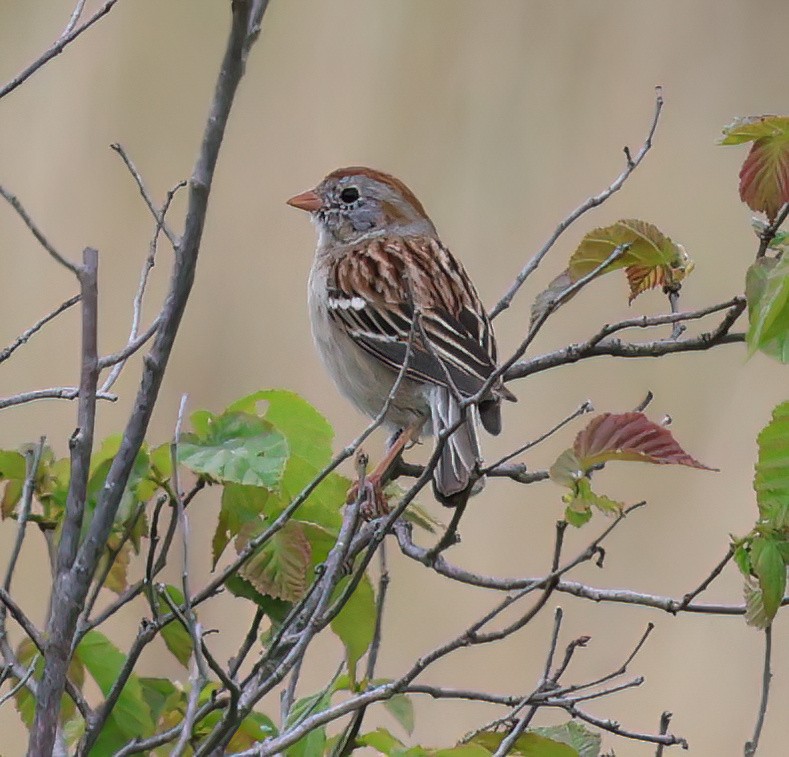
[314,174,435,245]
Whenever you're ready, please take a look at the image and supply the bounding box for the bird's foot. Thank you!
[346,475,390,520]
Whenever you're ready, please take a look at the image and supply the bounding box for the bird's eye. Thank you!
[339,187,360,204]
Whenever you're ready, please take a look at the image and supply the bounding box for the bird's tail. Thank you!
[430,386,484,506]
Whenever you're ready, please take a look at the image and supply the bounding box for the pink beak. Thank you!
[286,189,322,212]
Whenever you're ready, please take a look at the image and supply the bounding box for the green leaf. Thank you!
[357,727,407,753]
[149,442,173,480]
[531,220,695,324]
[331,574,376,681]
[532,723,601,757]
[750,536,787,622]
[226,711,278,752]
[138,677,180,726]
[159,585,194,667]
[237,520,312,602]
[746,257,789,362]
[213,483,270,566]
[383,693,415,736]
[470,730,579,756]
[225,575,292,624]
[734,543,752,576]
[720,115,789,221]
[433,746,492,757]
[285,689,332,757]
[178,411,288,488]
[754,401,789,527]
[76,630,154,740]
[744,578,772,629]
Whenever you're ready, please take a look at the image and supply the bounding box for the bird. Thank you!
[287,167,515,509]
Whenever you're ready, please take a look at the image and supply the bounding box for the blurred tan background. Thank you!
[1,1,788,754]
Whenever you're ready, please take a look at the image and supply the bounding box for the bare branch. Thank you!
[744,626,773,757]
[0,296,80,365]
[506,297,747,382]
[0,185,80,274]
[30,2,272,750]
[756,202,789,258]
[0,0,121,100]
[490,86,664,318]
[110,144,181,248]
[0,386,116,410]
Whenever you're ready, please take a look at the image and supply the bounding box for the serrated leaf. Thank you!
[754,401,789,528]
[384,693,415,736]
[149,442,173,480]
[0,450,33,519]
[569,219,691,286]
[744,578,771,629]
[573,412,715,470]
[238,520,311,602]
[750,536,787,622]
[331,574,376,680]
[159,585,194,667]
[721,115,789,221]
[470,730,579,756]
[76,630,154,740]
[533,723,601,757]
[225,574,292,625]
[213,483,270,567]
[178,411,288,488]
[747,256,789,362]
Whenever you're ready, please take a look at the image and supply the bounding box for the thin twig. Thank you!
[0,185,79,273]
[110,144,181,248]
[100,178,185,391]
[0,296,80,364]
[655,711,673,757]
[678,548,733,611]
[744,626,773,757]
[490,86,664,318]
[0,655,38,707]
[0,0,121,100]
[756,202,789,258]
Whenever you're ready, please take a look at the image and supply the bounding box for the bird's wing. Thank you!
[328,236,497,398]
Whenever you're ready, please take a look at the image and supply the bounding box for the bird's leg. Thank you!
[347,421,422,519]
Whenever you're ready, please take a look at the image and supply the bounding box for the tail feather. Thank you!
[430,386,484,505]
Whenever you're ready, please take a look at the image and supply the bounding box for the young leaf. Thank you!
[720,115,789,221]
[330,574,376,681]
[470,730,579,756]
[159,585,194,667]
[573,412,715,470]
[178,411,289,488]
[744,578,772,629]
[532,723,601,757]
[563,478,623,527]
[213,483,270,567]
[746,256,789,362]
[237,519,312,602]
[383,692,415,736]
[754,401,789,528]
[75,630,155,740]
[750,536,787,622]
[357,727,407,753]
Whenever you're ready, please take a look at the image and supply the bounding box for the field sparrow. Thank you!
[288,167,515,506]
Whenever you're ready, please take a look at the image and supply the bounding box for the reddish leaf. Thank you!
[721,115,789,221]
[573,412,715,470]
[237,520,311,602]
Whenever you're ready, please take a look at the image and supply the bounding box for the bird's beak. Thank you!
[286,189,322,212]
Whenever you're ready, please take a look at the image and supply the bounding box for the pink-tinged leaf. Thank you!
[568,219,691,279]
[573,412,716,470]
[721,115,789,221]
[530,221,693,321]
[237,520,311,602]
